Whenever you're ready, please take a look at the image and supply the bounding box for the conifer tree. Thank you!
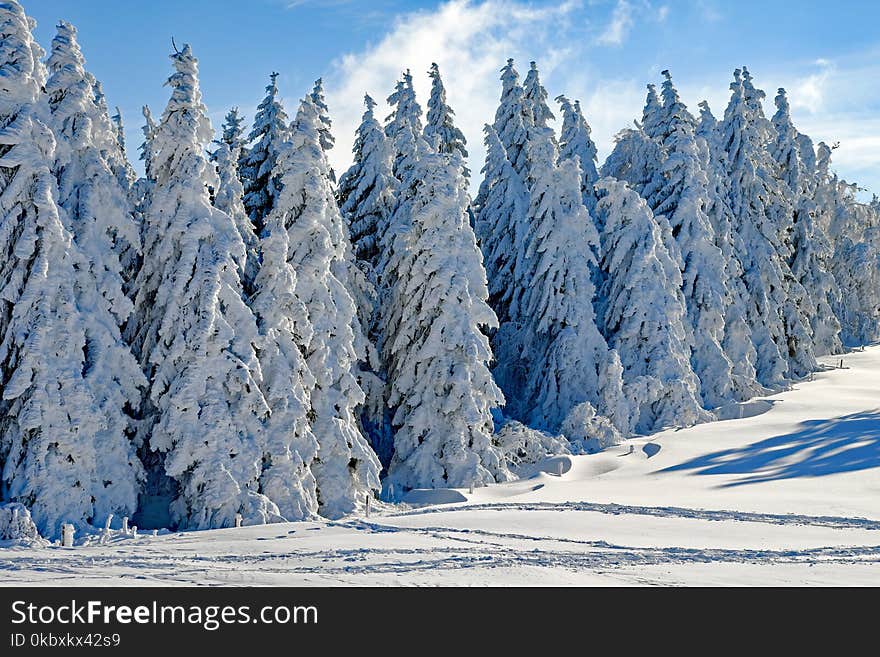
[596,178,710,432]
[240,72,289,235]
[648,71,735,407]
[556,95,599,211]
[384,69,423,182]
[310,78,335,182]
[721,68,815,385]
[383,137,509,491]
[126,44,274,530]
[514,129,631,438]
[269,97,380,517]
[0,1,143,538]
[425,62,468,174]
[522,61,554,132]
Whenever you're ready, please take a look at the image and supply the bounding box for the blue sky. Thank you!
[26,0,880,196]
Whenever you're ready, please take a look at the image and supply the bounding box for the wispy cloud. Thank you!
[597,0,634,46]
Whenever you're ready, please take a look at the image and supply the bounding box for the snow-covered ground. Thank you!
[3,347,880,586]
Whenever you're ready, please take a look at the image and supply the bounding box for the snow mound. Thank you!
[401,489,468,506]
[714,399,774,421]
[0,503,46,547]
[527,455,573,476]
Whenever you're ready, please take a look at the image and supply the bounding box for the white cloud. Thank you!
[596,0,634,46]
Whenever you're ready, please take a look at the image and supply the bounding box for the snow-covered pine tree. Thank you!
[44,15,148,481]
[514,128,631,441]
[816,145,880,347]
[210,142,259,292]
[721,68,815,385]
[595,177,710,433]
[240,72,289,235]
[216,106,246,153]
[489,59,532,178]
[45,22,141,291]
[310,77,335,183]
[249,199,319,522]
[522,61,554,132]
[126,44,274,530]
[647,71,735,408]
[425,62,468,174]
[384,69,423,183]
[641,83,664,140]
[474,124,529,327]
[110,106,137,189]
[772,89,842,356]
[0,1,143,538]
[382,136,510,492]
[270,97,380,517]
[696,100,763,400]
[336,94,396,464]
[138,104,158,182]
[338,94,396,274]
[556,95,600,212]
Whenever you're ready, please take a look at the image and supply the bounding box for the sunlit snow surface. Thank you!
[3,348,880,586]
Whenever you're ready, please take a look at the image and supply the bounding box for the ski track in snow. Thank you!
[385,501,880,531]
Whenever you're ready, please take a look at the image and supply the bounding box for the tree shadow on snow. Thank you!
[661,410,880,487]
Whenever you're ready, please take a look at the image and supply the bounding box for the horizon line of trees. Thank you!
[1,0,878,539]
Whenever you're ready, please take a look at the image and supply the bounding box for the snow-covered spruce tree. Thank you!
[601,123,664,208]
[816,151,880,347]
[138,104,158,182]
[215,106,246,153]
[336,94,396,464]
[696,100,763,400]
[310,77,335,183]
[385,69,423,183]
[641,83,664,141]
[249,203,319,522]
[126,44,275,530]
[515,128,631,443]
[271,97,380,517]
[474,124,529,327]
[210,142,259,292]
[595,177,710,433]
[772,89,842,355]
[338,94,396,274]
[240,72,288,235]
[44,15,148,476]
[556,95,599,212]
[425,63,468,174]
[522,61,554,132]
[647,71,735,408]
[382,136,510,492]
[721,68,815,385]
[110,106,137,189]
[0,1,143,538]
[45,22,141,290]
[489,59,532,179]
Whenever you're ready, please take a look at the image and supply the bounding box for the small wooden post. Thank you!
[122,516,129,534]
[468,481,474,494]
[131,526,138,539]
[61,523,75,547]
[365,494,371,518]
[234,513,243,528]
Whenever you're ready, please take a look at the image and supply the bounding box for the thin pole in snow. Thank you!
[61,523,74,547]
[365,495,371,518]
[122,516,129,534]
